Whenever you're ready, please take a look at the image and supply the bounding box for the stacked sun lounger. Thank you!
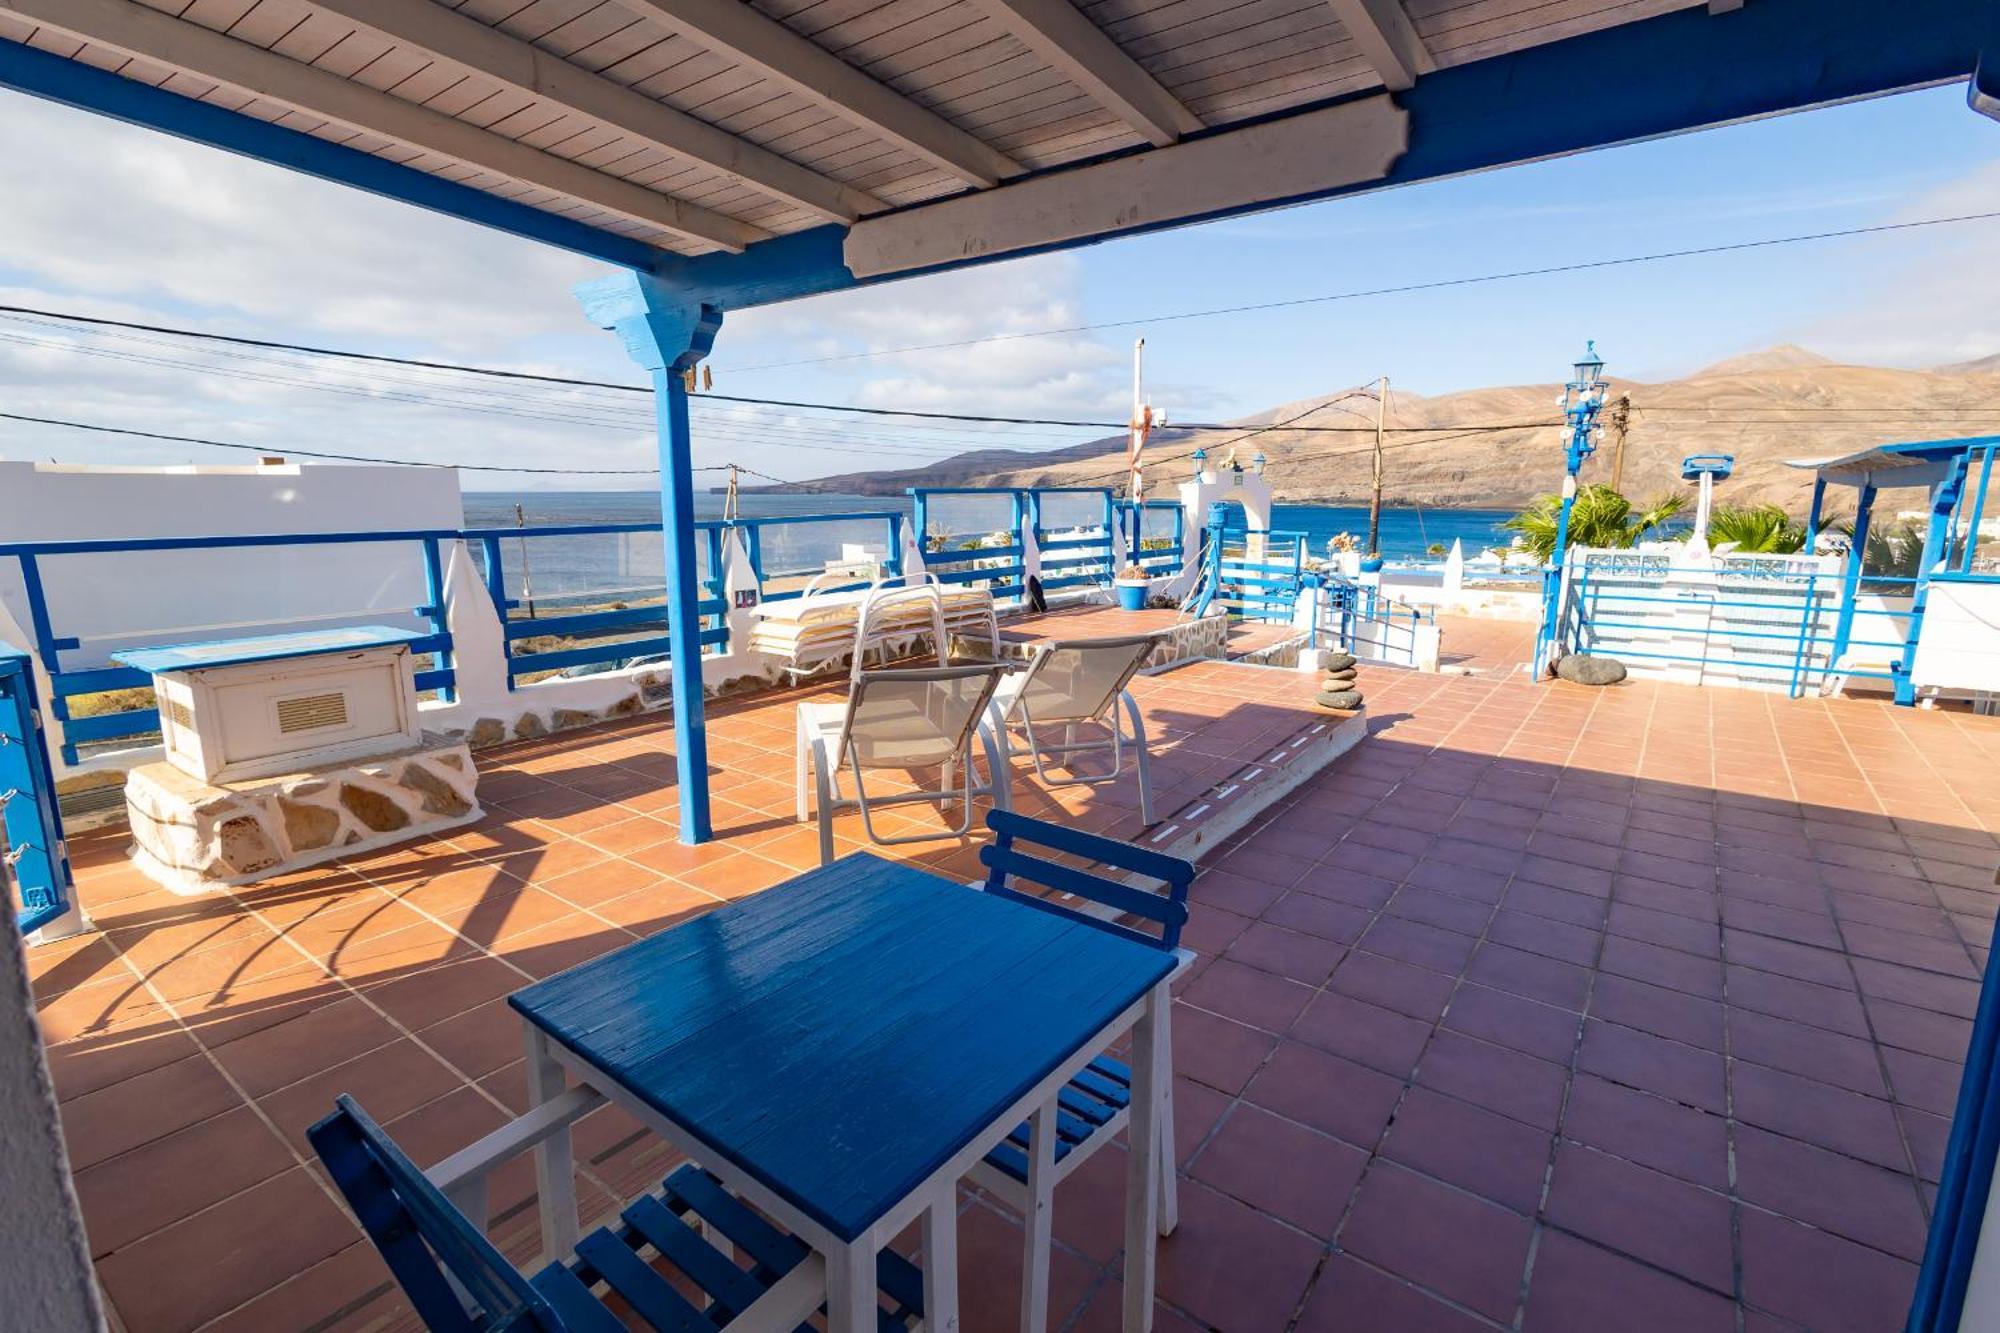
[750,584,998,677]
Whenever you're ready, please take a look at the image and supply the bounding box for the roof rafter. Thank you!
[961,0,1200,147]
[1325,0,1435,91]
[296,0,881,225]
[0,0,769,253]
[619,0,1021,189]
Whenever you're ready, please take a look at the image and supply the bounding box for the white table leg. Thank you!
[826,1237,877,1333]
[1021,1101,1057,1333]
[924,1182,961,1333]
[1154,996,1178,1238]
[1122,980,1168,1333]
[523,1025,579,1265]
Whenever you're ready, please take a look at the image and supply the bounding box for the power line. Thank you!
[0,303,1566,434]
[717,209,2000,372]
[0,410,668,475]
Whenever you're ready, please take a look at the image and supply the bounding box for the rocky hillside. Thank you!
[775,345,2000,511]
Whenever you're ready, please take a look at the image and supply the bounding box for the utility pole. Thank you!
[1366,375,1387,557]
[1607,394,1632,492]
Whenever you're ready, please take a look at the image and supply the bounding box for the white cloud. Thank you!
[729,254,1130,419]
[1800,160,2000,368]
[0,90,605,355]
[0,91,1145,485]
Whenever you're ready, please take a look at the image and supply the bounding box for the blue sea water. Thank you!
[460,491,1513,601]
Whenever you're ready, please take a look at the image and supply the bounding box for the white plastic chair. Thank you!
[796,663,1012,865]
[796,583,1011,863]
[984,633,1161,825]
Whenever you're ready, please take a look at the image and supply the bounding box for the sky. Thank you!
[2,81,2000,489]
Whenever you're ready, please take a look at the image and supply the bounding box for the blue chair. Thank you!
[309,1093,924,1332]
[968,808,1193,1208]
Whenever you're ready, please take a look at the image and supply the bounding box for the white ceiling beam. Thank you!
[961,0,1200,147]
[620,0,1021,189]
[0,0,769,252]
[1325,0,1435,91]
[845,97,1407,277]
[299,0,881,224]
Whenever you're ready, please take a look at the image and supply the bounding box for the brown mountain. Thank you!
[769,348,2000,511]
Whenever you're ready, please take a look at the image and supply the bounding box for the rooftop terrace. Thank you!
[28,618,2000,1333]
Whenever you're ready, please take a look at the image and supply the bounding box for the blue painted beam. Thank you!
[648,0,1981,310]
[0,39,662,272]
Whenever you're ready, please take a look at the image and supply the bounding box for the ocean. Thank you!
[460,491,1514,603]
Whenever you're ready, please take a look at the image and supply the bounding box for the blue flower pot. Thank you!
[1116,581,1149,611]
[1360,555,1385,574]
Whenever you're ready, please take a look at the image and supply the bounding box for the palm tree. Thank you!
[1706,504,1807,553]
[1829,517,1927,579]
[1502,485,1687,560]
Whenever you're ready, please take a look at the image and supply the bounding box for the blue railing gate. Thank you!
[2,645,73,935]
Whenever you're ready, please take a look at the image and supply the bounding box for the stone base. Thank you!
[125,735,482,893]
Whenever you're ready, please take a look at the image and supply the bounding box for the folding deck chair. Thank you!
[983,632,1162,825]
[795,581,1011,865]
[966,809,1195,1328]
[309,1093,923,1332]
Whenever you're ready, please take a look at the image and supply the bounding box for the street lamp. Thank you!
[1534,341,1611,677]
[1252,451,1267,475]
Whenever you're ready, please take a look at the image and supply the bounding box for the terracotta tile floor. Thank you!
[27,645,2000,1333]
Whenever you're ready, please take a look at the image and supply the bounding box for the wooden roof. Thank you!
[0,0,1980,304]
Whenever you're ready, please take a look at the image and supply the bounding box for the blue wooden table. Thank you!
[110,624,427,673]
[510,851,1177,1332]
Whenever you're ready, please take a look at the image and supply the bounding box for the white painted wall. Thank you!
[0,461,460,671]
[0,860,107,1332]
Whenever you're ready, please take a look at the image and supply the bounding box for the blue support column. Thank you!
[1894,456,1973,706]
[576,273,723,844]
[1830,481,1878,671]
[1805,477,1828,549]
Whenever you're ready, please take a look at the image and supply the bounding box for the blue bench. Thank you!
[309,1093,924,1331]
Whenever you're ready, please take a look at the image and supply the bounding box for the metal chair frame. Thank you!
[984,633,1161,825]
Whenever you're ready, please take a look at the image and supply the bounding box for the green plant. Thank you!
[1426,542,1447,556]
[1706,504,1807,553]
[1501,485,1688,560]
[1835,517,1927,579]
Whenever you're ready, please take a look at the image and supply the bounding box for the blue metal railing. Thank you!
[0,512,924,751]
[467,521,728,686]
[1559,560,1919,698]
[2,642,72,935]
[0,528,460,763]
[910,486,1120,599]
[1116,499,1184,572]
[1217,529,1307,622]
[740,511,903,604]
[1318,574,1428,664]
[1033,488,1117,592]
[912,487,1027,601]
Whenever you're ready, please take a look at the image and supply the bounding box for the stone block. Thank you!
[278,798,341,851]
[400,760,473,818]
[513,713,548,740]
[123,737,481,893]
[552,707,599,732]
[468,717,507,748]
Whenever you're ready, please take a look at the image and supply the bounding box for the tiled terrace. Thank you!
[25,643,2000,1333]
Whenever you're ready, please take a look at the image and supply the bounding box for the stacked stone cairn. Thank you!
[1317,652,1363,711]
